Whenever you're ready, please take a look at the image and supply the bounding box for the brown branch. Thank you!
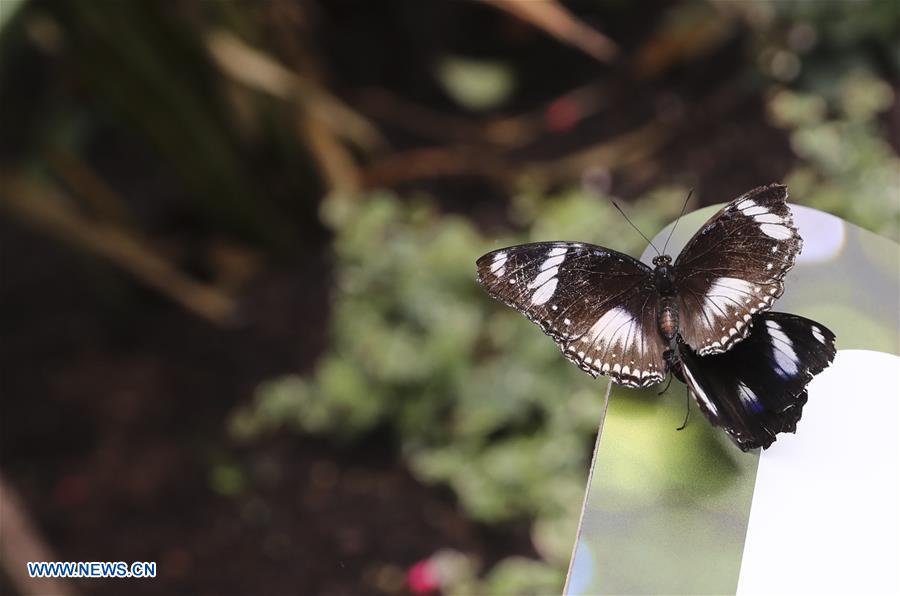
[298,115,361,193]
[357,88,488,145]
[359,82,613,150]
[483,81,613,147]
[529,121,671,184]
[358,120,669,191]
[0,172,237,325]
[47,147,133,225]
[360,146,511,190]
[206,30,384,153]
[207,29,369,193]
[0,474,80,596]
[481,0,619,64]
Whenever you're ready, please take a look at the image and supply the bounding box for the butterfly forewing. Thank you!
[477,242,667,388]
[678,312,835,451]
[674,184,802,356]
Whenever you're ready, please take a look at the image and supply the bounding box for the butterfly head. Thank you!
[652,255,675,295]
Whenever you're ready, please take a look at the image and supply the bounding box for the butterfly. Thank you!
[476,183,836,451]
[675,312,834,450]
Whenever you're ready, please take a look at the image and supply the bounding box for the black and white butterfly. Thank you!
[674,312,834,450]
[476,183,836,451]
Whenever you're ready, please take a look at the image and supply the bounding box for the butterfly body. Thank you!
[651,255,680,342]
[476,184,836,451]
[657,297,679,342]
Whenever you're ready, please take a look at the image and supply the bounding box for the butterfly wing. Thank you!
[674,184,802,355]
[477,242,668,388]
[677,312,836,451]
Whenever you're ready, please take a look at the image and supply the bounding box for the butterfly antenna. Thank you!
[661,189,694,256]
[610,200,660,256]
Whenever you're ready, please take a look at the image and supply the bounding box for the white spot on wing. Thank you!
[540,254,566,271]
[528,267,558,289]
[760,223,794,240]
[559,303,662,384]
[812,326,826,344]
[490,252,507,277]
[766,320,799,377]
[681,362,718,417]
[530,278,558,305]
[754,212,784,224]
[704,277,756,318]
[737,382,760,411]
[585,307,635,345]
[743,205,768,216]
[527,247,570,302]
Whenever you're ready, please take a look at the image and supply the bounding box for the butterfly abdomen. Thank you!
[658,297,679,341]
[652,258,680,341]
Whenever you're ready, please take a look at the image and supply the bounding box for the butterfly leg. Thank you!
[657,373,674,396]
[676,385,691,431]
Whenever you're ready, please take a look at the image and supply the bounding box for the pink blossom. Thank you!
[406,559,439,594]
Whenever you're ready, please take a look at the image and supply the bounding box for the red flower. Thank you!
[407,559,440,594]
[545,98,581,133]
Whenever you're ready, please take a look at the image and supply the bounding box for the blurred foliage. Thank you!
[209,461,247,497]
[477,556,566,596]
[769,69,898,241]
[230,186,699,585]
[228,13,900,581]
[739,0,899,241]
[436,55,516,111]
[229,72,898,596]
[769,0,899,72]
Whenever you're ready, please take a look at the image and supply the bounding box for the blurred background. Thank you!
[0,1,897,594]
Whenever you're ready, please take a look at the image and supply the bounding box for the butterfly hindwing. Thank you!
[476,242,667,388]
[674,184,802,356]
[677,312,836,451]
